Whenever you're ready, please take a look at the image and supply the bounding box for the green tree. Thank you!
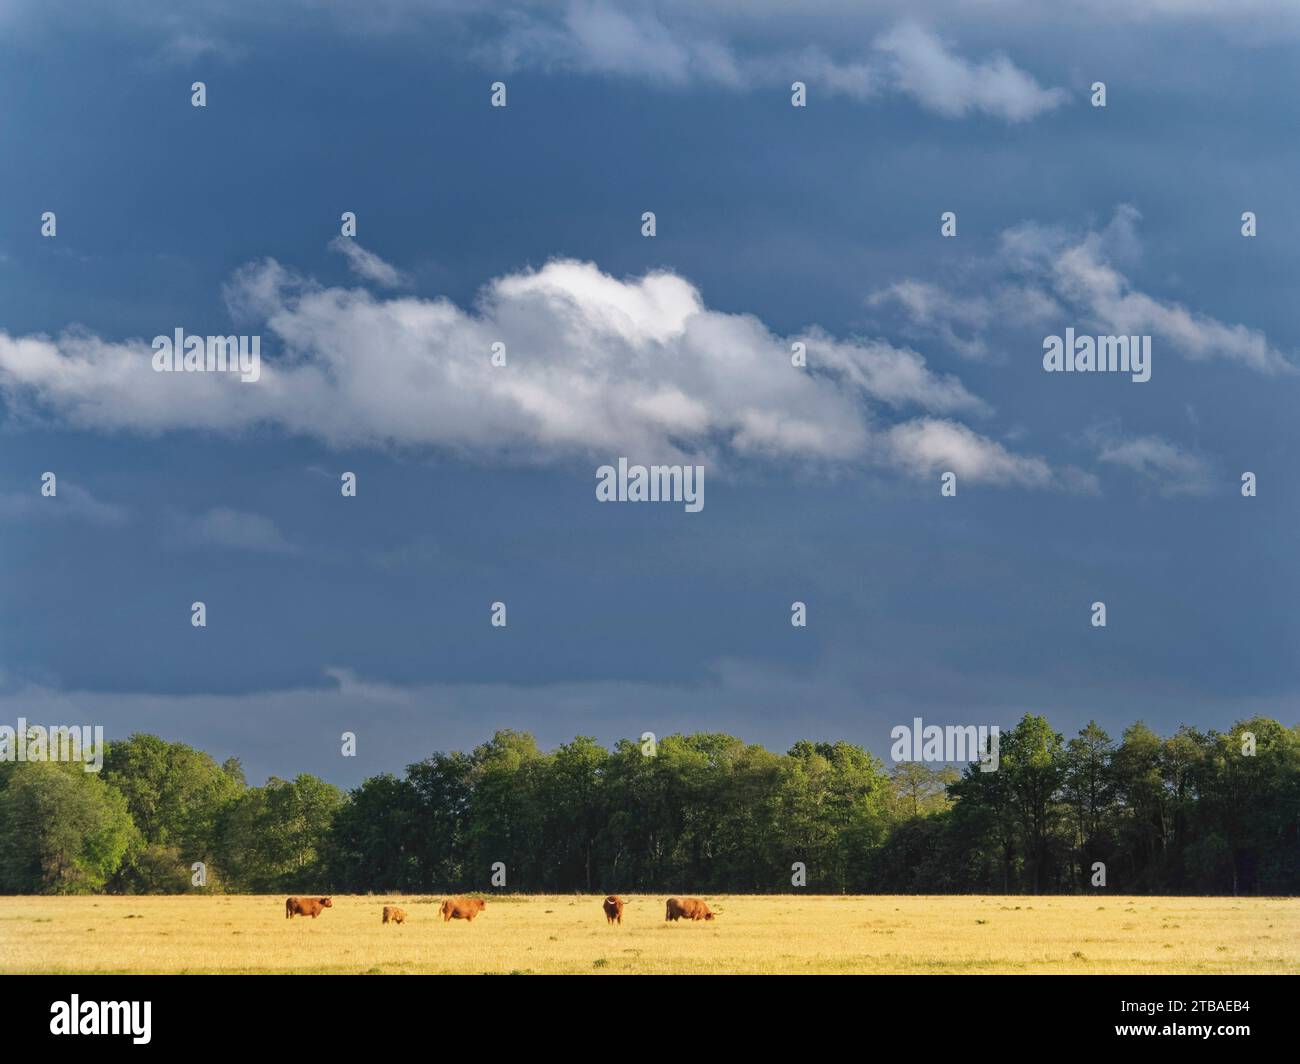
[536,736,610,891]
[1063,721,1116,888]
[1195,718,1300,895]
[1112,722,1170,887]
[327,773,422,891]
[466,731,546,890]
[0,762,136,893]
[215,774,343,892]
[886,761,959,821]
[404,750,476,889]
[1001,714,1067,893]
[103,733,244,891]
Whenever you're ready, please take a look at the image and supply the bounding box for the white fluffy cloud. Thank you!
[872,205,1295,374]
[0,248,1074,489]
[885,418,1098,491]
[872,22,1067,120]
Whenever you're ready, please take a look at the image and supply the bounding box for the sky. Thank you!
[1,0,1297,786]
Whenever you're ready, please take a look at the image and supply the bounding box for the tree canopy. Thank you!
[1,715,1295,895]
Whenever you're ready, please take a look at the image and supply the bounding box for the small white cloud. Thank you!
[874,22,1068,121]
[885,417,1058,487]
[557,0,744,87]
[329,237,408,288]
[1089,429,1213,496]
[166,506,297,554]
[875,206,1295,374]
[366,534,441,571]
[324,666,411,705]
[0,481,129,526]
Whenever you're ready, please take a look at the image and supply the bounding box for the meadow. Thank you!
[1,894,1295,974]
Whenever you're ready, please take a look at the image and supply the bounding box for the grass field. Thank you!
[1,894,1295,974]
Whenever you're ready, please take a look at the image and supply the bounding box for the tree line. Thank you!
[0,714,1295,896]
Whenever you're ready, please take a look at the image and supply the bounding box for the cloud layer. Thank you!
[495,11,1067,121]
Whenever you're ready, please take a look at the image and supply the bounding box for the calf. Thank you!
[382,906,406,925]
[665,897,714,922]
[602,896,625,925]
[285,896,332,919]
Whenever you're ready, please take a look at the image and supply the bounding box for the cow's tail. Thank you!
[285,899,292,919]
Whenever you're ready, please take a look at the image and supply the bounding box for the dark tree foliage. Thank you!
[1,715,1295,895]
[324,716,1300,895]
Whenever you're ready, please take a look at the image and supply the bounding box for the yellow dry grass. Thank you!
[0,894,1295,974]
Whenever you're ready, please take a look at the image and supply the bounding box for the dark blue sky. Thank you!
[1,2,1296,785]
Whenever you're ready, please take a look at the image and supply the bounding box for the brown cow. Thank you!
[440,897,486,922]
[602,896,625,925]
[285,896,333,919]
[382,906,406,925]
[665,897,714,922]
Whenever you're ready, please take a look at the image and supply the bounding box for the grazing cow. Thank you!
[603,896,625,925]
[382,906,406,925]
[285,896,333,919]
[665,897,714,922]
[440,897,487,922]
